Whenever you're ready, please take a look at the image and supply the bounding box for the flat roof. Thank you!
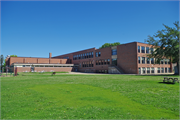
[12,63,74,66]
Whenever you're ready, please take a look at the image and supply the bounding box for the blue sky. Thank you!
[1,1,179,58]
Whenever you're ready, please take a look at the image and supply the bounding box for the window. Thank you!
[87,62,89,67]
[76,55,78,60]
[138,67,141,74]
[146,57,150,64]
[165,68,167,73]
[138,46,140,53]
[165,59,167,64]
[161,68,164,73]
[98,52,101,57]
[79,55,81,59]
[150,48,154,53]
[91,52,93,58]
[112,59,117,65]
[141,46,145,53]
[168,68,171,72]
[146,47,149,53]
[89,52,91,58]
[112,49,117,55]
[87,53,89,58]
[96,52,98,57]
[99,60,101,65]
[104,59,107,65]
[161,59,164,64]
[91,61,94,67]
[142,68,146,74]
[168,59,170,64]
[81,54,82,59]
[107,59,110,64]
[83,54,84,59]
[151,58,154,64]
[158,68,160,73]
[85,53,87,59]
[147,67,150,73]
[101,60,104,65]
[96,60,98,65]
[138,57,140,64]
[142,57,145,64]
[151,68,154,73]
[82,62,84,67]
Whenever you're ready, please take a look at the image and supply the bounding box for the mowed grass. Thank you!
[1,73,179,119]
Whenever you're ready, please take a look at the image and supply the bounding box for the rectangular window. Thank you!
[91,52,93,58]
[98,52,101,57]
[165,68,167,73]
[150,48,154,53]
[83,54,84,59]
[161,59,164,64]
[138,67,141,74]
[92,62,94,67]
[104,59,107,65]
[87,53,89,58]
[165,59,167,64]
[151,68,154,73]
[146,47,149,53]
[112,49,117,55]
[168,68,171,72]
[138,57,140,63]
[107,59,110,64]
[112,59,117,65]
[151,58,154,64]
[168,59,170,64]
[81,54,82,59]
[77,55,78,60]
[142,67,146,74]
[147,67,150,73]
[89,52,91,58]
[158,67,160,73]
[96,60,98,65]
[79,55,81,59]
[138,46,140,53]
[142,57,145,64]
[101,60,104,65]
[96,52,98,57]
[99,60,101,65]
[85,53,87,59]
[87,62,89,67]
[141,46,145,53]
[161,68,164,73]
[146,57,150,64]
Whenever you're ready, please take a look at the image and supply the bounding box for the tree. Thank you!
[0,55,4,72]
[99,42,120,49]
[145,21,179,74]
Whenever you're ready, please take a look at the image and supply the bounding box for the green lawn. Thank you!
[1,73,179,119]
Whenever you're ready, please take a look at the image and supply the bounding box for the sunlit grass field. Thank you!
[1,73,179,119]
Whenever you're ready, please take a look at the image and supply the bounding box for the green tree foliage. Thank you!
[10,55,17,57]
[145,21,179,74]
[99,42,120,49]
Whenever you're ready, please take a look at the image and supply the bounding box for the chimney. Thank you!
[49,53,52,58]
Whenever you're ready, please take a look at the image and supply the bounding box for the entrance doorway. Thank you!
[112,59,117,66]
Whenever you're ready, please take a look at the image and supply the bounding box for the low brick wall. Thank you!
[17,67,31,72]
[34,67,73,72]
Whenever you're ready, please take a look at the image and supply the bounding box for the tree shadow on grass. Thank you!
[158,82,175,85]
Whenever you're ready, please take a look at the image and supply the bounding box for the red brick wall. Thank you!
[137,42,171,72]
[25,58,38,63]
[117,42,138,74]
[17,67,31,72]
[34,67,72,72]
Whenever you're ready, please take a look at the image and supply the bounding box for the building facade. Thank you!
[5,53,73,72]
[53,42,172,74]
